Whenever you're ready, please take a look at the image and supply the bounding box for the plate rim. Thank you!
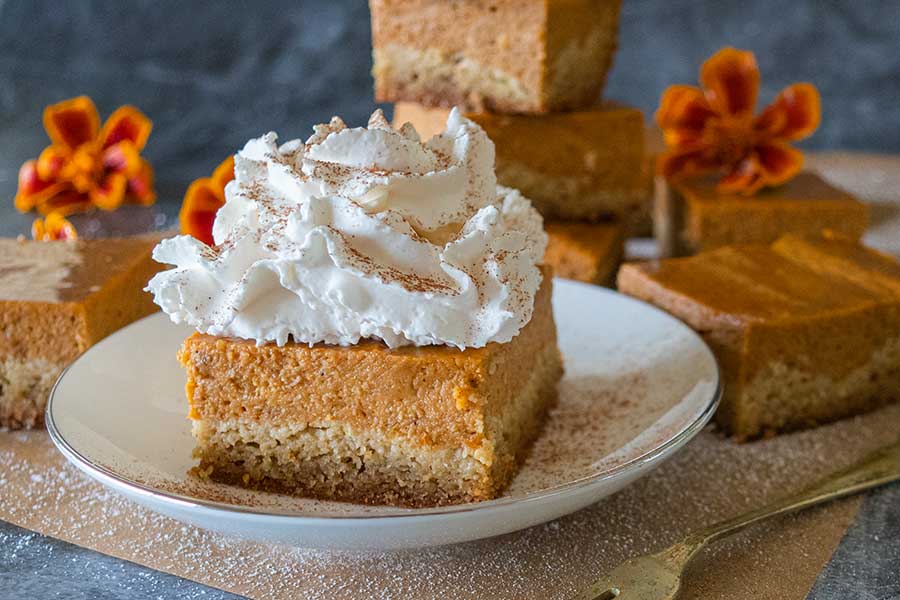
[46,279,722,522]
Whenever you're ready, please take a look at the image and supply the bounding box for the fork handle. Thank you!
[682,438,900,554]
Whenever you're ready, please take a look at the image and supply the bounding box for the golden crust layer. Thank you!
[0,358,64,429]
[181,271,563,506]
[617,234,900,439]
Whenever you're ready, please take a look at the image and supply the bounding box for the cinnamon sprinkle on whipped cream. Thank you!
[147,109,546,349]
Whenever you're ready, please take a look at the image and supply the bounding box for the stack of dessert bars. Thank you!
[370,0,647,286]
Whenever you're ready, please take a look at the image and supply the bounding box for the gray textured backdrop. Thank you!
[0,0,899,211]
[0,3,899,597]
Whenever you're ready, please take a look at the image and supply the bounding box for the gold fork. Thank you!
[574,438,900,600]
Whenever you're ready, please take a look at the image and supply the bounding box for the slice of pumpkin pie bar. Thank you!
[0,236,162,429]
[148,109,563,506]
[617,233,900,439]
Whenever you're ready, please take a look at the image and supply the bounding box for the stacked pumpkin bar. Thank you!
[372,0,646,286]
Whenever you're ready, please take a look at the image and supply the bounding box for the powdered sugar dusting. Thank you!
[3,403,899,599]
[4,153,899,599]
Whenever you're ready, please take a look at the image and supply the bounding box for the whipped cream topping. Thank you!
[147,109,546,349]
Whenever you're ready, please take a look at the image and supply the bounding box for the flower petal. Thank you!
[655,85,716,134]
[717,153,764,195]
[756,83,821,141]
[700,47,760,118]
[211,155,236,191]
[179,178,224,246]
[43,96,100,151]
[17,159,50,196]
[37,190,94,216]
[717,142,804,195]
[50,214,78,240]
[36,146,68,181]
[30,218,45,240]
[656,145,720,179]
[757,141,804,186]
[100,105,153,151]
[90,172,128,211]
[32,212,78,241]
[14,160,69,213]
[102,140,142,177]
[663,127,706,148]
[127,159,157,206]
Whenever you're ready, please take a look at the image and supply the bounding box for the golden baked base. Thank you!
[726,337,900,438]
[182,273,563,507]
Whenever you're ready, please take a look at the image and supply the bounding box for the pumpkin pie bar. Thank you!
[0,236,162,429]
[654,172,869,257]
[544,222,624,286]
[182,269,560,507]
[394,102,651,230]
[371,0,621,114]
[149,110,561,506]
[617,234,900,439]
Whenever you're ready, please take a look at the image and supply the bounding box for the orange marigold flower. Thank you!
[655,47,821,195]
[14,96,156,215]
[179,156,235,246]
[31,212,78,241]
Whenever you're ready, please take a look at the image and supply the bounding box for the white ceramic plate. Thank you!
[47,279,720,551]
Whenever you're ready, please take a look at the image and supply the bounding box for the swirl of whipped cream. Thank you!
[147,109,547,349]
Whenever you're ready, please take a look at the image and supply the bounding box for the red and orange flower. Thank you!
[15,96,156,216]
[178,156,235,246]
[656,47,821,195]
[31,212,78,241]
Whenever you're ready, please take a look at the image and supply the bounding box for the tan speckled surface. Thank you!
[2,404,897,599]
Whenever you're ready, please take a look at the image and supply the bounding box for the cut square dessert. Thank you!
[394,102,651,230]
[544,222,624,286]
[149,109,562,506]
[182,269,561,507]
[654,172,869,257]
[617,234,900,439]
[0,236,162,429]
[371,0,621,114]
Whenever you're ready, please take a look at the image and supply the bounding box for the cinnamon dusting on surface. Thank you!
[2,402,898,599]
